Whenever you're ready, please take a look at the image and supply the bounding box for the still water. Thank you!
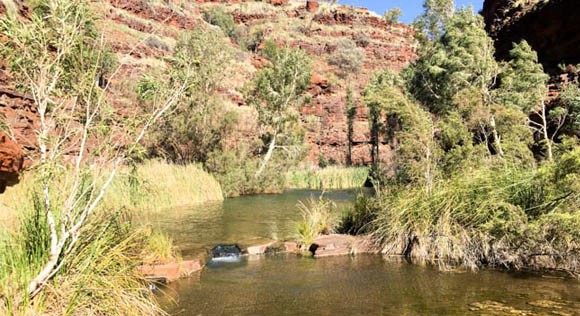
[144,190,580,316]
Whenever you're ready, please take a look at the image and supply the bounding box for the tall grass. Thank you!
[295,196,338,247]
[343,154,580,274]
[0,161,224,231]
[141,227,181,265]
[286,166,369,190]
[0,205,167,315]
[104,160,224,211]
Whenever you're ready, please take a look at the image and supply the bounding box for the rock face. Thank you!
[0,0,417,172]
[483,0,580,73]
[0,132,24,193]
[306,1,319,13]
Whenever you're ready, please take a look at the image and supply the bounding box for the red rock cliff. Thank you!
[483,0,580,73]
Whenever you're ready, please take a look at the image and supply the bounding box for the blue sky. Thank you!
[339,0,484,24]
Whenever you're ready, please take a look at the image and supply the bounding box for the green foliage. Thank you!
[338,193,374,235]
[328,38,365,77]
[240,26,266,53]
[248,46,312,176]
[364,71,440,189]
[203,7,238,40]
[496,41,548,112]
[559,83,580,136]
[343,160,579,272]
[383,8,402,24]
[251,47,312,128]
[412,0,455,41]
[295,196,338,247]
[0,203,165,315]
[1,0,116,106]
[286,166,369,190]
[141,228,181,265]
[406,8,498,115]
[144,27,237,163]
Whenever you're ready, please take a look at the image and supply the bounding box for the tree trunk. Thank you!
[490,115,504,157]
[540,102,553,161]
[255,132,277,177]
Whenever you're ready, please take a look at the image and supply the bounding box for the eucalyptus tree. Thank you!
[364,71,440,191]
[0,0,187,302]
[249,47,312,177]
[142,27,235,163]
[406,8,506,158]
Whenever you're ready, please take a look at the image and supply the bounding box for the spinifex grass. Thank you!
[286,166,369,190]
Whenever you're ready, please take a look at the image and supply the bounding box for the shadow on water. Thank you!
[142,190,580,315]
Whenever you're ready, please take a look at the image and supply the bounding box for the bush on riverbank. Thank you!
[342,152,579,274]
[286,166,369,190]
[341,5,580,275]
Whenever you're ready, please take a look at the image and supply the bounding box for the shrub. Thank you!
[328,38,365,77]
[203,7,238,40]
[295,196,338,247]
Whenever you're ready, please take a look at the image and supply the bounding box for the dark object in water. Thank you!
[211,244,242,262]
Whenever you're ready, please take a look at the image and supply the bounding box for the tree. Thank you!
[496,41,556,160]
[364,71,439,191]
[249,47,312,177]
[203,7,238,40]
[0,0,186,300]
[406,9,507,157]
[412,0,455,41]
[384,8,402,24]
[346,86,356,165]
[142,28,235,163]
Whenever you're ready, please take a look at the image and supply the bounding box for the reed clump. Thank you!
[286,166,369,190]
[342,153,580,274]
[104,160,224,211]
[295,196,338,247]
[0,203,168,315]
[141,228,181,265]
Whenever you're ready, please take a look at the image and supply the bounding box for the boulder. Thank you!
[247,241,277,255]
[283,241,299,254]
[311,234,354,257]
[306,1,319,13]
[0,132,24,193]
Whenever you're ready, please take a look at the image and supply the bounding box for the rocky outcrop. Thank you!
[483,0,580,73]
[309,234,381,257]
[1,0,417,171]
[0,132,24,193]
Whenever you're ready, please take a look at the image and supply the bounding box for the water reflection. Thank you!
[161,255,580,315]
[140,190,359,258]
[146,190,579,315]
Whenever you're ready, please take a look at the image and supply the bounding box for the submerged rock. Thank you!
[211,244,242,262]
[247,241,278,255]
[137,259,204,282]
